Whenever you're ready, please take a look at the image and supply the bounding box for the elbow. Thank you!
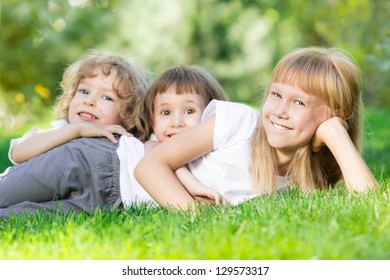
[133,159,143,182]
[346,180,379,193]
[9,149,24,164]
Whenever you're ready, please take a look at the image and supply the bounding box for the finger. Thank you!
[340,119,348,130]
[105,133,118,144]
[311,146,322,153]
[221,197,228,206]
[104,125,131,136]
[195,196,214,206]
[201,192,220,205]
[214,194,221,205]
[194,197,207,206]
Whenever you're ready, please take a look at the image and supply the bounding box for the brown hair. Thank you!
[144,65,228,138]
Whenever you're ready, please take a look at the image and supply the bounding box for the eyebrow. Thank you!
[78,80,117,94]
[271,84,312,100]
[155,99,204,106]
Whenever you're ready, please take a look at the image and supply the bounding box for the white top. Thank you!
[8,120,67,164]
[188,100,291,205]
[116,136,158,207]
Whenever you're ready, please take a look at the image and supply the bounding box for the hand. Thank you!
[311,117,348,152]
[75,123,132,143]
[188,183,225,206]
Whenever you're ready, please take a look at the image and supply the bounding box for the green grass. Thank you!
[0,186,389,259]
[0,107,389,260]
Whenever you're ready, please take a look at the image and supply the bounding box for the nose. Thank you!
[171,113,184,128]
[84,95,96,107]
[273,101,289,119]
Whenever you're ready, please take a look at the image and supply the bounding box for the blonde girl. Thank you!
[134,47,378,210]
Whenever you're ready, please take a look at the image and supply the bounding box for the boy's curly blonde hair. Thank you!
[56,50,150,141]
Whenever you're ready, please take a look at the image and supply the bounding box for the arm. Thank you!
[312,117,378,192]
[135,116,216,210]
[11,122,130,163]
[174,167,222,205]
[144,136,221,204]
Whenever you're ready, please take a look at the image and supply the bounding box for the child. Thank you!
[145,65,228,204]
[117,65,228,207]
[9,51,149,164]
[134,47,379,211]
[0,51,151,217]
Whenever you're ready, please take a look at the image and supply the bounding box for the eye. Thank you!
[271,91,282,98]
[79,89,89,95]
[294,100,305,106]
[103,95,114,101]
[185,108,196,114]
[160,109,171,116]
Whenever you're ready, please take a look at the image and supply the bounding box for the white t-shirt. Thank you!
[188,100,291,205]
[116,136,158,208]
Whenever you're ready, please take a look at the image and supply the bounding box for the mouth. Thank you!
[167,133,177,138]
[78,112,98,121]
[271,121,291,130]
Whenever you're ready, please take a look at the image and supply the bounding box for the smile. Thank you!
[271,121,291,130]
[79,112,97,120]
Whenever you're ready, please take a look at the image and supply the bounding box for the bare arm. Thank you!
[11,122,130,163]
[144,135,221,204]
[174,167,221,205]
[135,116,216,210]
[312,117,378,192]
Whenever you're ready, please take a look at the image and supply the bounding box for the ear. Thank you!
[335,108,345,119]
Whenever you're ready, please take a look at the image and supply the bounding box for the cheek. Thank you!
[260,100,273,118]
[152,117,165,133]
[190,116,202,128]
[294,112,319,137]
[67,100,77,120]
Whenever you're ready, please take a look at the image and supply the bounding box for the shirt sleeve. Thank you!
[8,120,68,164]
[202,100,259,150]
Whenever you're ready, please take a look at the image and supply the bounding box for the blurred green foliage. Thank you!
[1,0,390,132]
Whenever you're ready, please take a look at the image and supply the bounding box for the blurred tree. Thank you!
[1,0,123,116]
[1,0,389,129]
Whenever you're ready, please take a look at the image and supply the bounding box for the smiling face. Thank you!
[68,67,126,125]
[261,82,329,155]
[152,87,206,142]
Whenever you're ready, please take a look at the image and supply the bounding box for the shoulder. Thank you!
[203,100,259,149]
[202,100,258,121]
[50,119,68,128]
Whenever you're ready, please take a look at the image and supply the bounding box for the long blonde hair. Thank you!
[251,47,362,193]
[56,50,150,142]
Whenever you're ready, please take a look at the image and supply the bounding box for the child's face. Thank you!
[261,82,329,154]
[152,87,206,142]
[68,67,126,125]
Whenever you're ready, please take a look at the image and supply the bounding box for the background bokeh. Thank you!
[1,0,390,131]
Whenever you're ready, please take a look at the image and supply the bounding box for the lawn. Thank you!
[0,107,389,260]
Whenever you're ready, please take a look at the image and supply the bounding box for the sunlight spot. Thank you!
[68,0,87,7]
[50,18,66,32]
[15,93,25,103]
[32,36,44,48]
